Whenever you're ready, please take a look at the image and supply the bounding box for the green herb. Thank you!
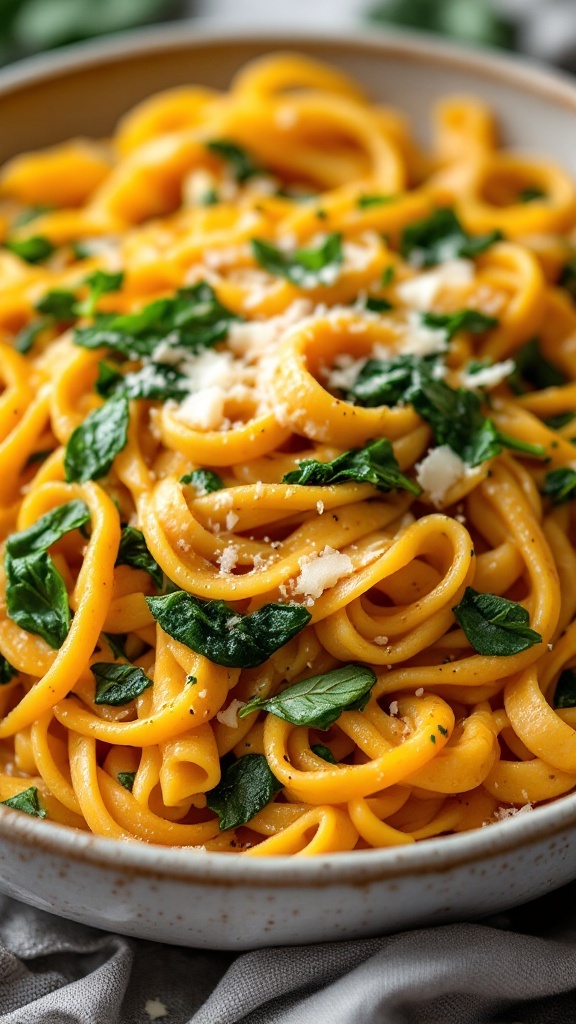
[409,375,545,466]
[186,674,197,686]
[91,662,152,705]
[0,657,17,685]
[367,0,516,50]
[116,526,162,588]
[363,295,392,312]
[76,269,124,317]
[64,394,129,483]
[554,669,576,709]
[1,786,46,818]
[251,233,343,288]
[438,724,448,736]
[15,320,45,354]
[4,500,90,650]
[5,550,70,648]
[282,438,421,495]
[452,587,542,656]
[240,664,376,730]
[6,500,90,559]
[146,591,311,668]
[95,360,190,403]
[14,205,52,227]
[421,308,498,341]
[25,449,52,467]
[510,337,567,393]
[545,411,576,431]
[180,468,224,493]
[103,633,127,660]
[345,353,428,407]
[311,743,337,764]
[5,235,55,264]
[206,753,282,831]
[117,771,136,792]
[35,288,77,320]
[542,467,576,505]
[347,354,544,465]
[430,733,436,743]
[206,139,261,183]
[400,208,502,267]
[199,188,219,206]
[357,194,395,208]
[0,0,177,59]
[74,281,240,358]
[518,186,546,203]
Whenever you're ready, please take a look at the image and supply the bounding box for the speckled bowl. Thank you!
[1,27,576,950]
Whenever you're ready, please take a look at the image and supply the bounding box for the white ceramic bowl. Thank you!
[2,27,576,950]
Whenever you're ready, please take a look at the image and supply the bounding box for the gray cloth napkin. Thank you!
[2,882,576,1023]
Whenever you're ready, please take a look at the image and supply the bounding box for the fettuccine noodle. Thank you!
[1,53,576,854]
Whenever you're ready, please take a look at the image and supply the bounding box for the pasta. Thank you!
[1,52,576,855]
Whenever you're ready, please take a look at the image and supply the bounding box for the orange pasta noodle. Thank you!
[1,52,576,854]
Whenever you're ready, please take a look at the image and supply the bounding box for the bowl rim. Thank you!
[1,23,576,885]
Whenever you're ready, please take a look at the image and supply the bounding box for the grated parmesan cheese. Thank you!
[374,635,389,645]
[401,312,448,356]
[461,359,515,389]
[397,259,474,310]
[225,511,239,531]
[415,445,467,506]
[293,545,354,600]
[216,699,247,729]
[217,543,239,575]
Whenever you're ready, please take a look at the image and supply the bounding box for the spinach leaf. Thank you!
[282,438,421,494]
[117,771,136,792]
[1,787,46,818]
[95,360,190,402]
[545,411,576,431]
[116,525,162,588]
[76,270,124,317]
[64,395,129,483]
[509,337,567,393]
[91,662,152,705]
[363,295,392,312]
[421,308,498,341]
[345,353,433,407]
[554,669,576,709]
[0,657,17,685]
[74,281,240,359]
[357,194,395,208]
[6,500,90,559]
[542,468,576,505]
[14,205,52,227]
[5,550,70,649]
[146,591,311,668]
[409,374,545,466]
[400,209,502,267]
[5,235,55,263]
[180,468,224,493]
[368,0,516,50]
[311,743,337,764]
[15,320,45,354]
[452,586,542,656]
[206,753,282,831]
[239,664,376,730]
[518,186,546,203]
[206,139,261,183]
[35,288,77,320]
[251,233,343,288]
[103,633,128,660]
[346,355,545,466]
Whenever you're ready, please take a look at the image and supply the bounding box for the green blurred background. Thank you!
[0,0,569,71]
